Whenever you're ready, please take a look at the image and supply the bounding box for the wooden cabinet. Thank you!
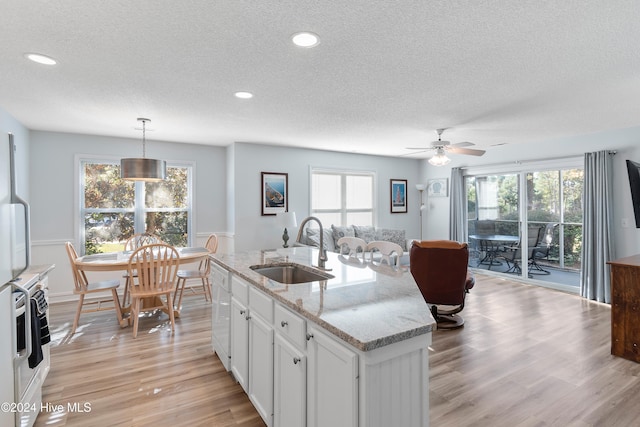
[609,254,640,362]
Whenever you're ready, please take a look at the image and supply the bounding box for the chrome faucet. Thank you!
[295,216,330,270]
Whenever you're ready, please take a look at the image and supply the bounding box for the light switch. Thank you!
[621,218,629,228]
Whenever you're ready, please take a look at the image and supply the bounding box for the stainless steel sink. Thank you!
[250,263,334,284]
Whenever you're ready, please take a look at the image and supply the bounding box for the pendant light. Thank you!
[121,118,167,181]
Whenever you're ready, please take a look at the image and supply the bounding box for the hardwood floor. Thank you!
[36,295,266,427]
[37,274,640,426]
[430,274,640,427]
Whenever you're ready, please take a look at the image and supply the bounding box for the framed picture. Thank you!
[428,178,448,197]
[261,172,288,215]
[390,179,408,213]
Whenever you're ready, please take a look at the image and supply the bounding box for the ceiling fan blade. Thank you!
[450,141,474,148]
[400,149,430,156]
[405,147,435,150]
[447,146,486,156]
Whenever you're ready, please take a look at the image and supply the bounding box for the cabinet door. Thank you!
[0,286,15,427]
[274,333,306,427]
[248,313,274,426]
[230,297,249,391]
[307,327,358,427]
[211,265,231,369]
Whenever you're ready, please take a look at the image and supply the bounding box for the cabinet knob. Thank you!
[240,309,246,315]
[306,333,314,341]
[245,315,251,320]
[293,357,301,364]
[281,320,288,327]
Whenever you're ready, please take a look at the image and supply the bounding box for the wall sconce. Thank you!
[279,211,297,247]
[416,184,426,240]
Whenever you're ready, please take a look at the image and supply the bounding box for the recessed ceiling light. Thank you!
[291,32,320,48]
[24,53,57,65]
[234,91,254,99]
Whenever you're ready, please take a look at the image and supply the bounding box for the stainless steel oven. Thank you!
[13,275,50,427]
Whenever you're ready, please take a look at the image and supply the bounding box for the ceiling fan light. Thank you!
[428,151,451,166]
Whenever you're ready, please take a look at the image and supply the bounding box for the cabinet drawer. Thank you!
[211,262,230,291]
[249,287,273,323]
[275,303,306,349]
[231,276,249,305]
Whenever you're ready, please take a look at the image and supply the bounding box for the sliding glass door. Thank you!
[466,166,583,288]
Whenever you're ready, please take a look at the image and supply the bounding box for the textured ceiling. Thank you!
[1,0,639,158]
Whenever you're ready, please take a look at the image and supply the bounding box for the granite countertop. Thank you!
[212,247,435,352]
[11,264,56,288]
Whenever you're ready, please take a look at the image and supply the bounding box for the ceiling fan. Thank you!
[406,129,486,166]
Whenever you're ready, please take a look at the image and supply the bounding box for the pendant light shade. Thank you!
[121,118,167,181]
[121,157,166,181]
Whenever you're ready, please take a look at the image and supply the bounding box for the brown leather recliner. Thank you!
[410,240,475,329]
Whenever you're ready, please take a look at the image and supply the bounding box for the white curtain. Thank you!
[580,151,615,303]
[449,167,466,242]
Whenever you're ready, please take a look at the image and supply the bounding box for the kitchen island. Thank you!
[211,246,435,427]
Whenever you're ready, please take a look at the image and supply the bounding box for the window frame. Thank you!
[75,154,195,255]
[309,167,377,227]
[464,156,583,275]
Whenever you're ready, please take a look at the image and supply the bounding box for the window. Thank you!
[80,158,193,255]
[311,169,375,227]
[465,163,583,287]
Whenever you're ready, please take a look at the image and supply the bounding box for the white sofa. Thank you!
[297,224,414,265]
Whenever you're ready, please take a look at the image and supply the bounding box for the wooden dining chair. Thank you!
[174,234,218,310]
[121,232,164,307]
[127,243,180,338]
[65,242,124,334]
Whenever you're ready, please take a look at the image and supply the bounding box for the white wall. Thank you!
[0,108,30,200]
[419,126,640,258]
[231,142,423,251]
[12,109,640,299]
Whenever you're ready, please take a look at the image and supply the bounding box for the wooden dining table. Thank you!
[75,246,211,323]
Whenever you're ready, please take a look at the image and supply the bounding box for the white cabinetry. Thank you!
[248,287,274,427]
[230,278,249,391]
[211,261,231,370]
[273,303,358,427]
[0,284,14,427]
[307,326,358,427]
[273,305,307,427]
[230,277,275,426]
[222,270,430,427]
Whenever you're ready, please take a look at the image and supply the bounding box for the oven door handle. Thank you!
[12,282,31,363]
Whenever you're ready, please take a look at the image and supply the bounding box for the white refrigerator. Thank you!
[1,132,31,427]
